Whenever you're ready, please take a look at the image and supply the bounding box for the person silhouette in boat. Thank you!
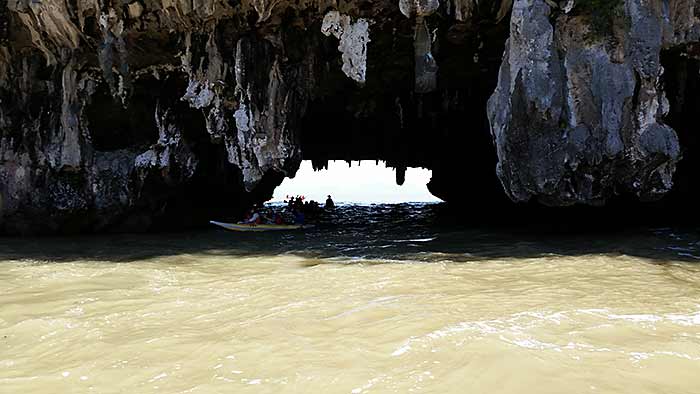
[240,205,267,225]
[286,196,296,210]
[294,196,305,211]
[325,195,335,209]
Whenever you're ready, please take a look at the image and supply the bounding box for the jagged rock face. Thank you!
[321,11,370,84]
[1,0,514,234]
[1,0,699,234]
[488,0,700,206]
[0,0,315,234]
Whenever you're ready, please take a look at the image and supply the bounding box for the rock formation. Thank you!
[0,0,698,234]
[488,0,699,206]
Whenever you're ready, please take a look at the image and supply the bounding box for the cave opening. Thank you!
[85,75,161,152]
[298,5,512,212]
[271,160,440,204]
[135,74,279,231]
[660,47,700,215]
[82,72,276,232]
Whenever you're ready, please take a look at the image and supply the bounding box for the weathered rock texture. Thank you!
[488,0,700,206]
[0,0,513,234]
[0,0,699,234]
[1,0,312,233]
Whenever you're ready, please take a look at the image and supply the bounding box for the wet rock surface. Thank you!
[0,0,699,234]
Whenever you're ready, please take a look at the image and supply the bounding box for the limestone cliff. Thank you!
[0,0,698,234]
[1,1,314,233]
[488,0,700,206]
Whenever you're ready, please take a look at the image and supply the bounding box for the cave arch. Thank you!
[293,3,513,210]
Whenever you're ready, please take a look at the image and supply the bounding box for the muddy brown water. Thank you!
[1,204,699,393]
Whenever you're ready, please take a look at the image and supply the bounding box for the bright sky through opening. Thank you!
[271,161,442,204]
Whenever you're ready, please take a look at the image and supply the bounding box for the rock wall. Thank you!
[0,0,513,234]
[0,0,699,234]
[0,0,315,234]
[488,0,700,206]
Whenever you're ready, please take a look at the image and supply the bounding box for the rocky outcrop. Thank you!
[0,0,313,233]
[488,0,700,206]
[0,0,699,234]
[321,10,370,84]
[0,0,513,234]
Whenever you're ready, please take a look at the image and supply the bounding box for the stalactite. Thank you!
[1,0,699,234]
